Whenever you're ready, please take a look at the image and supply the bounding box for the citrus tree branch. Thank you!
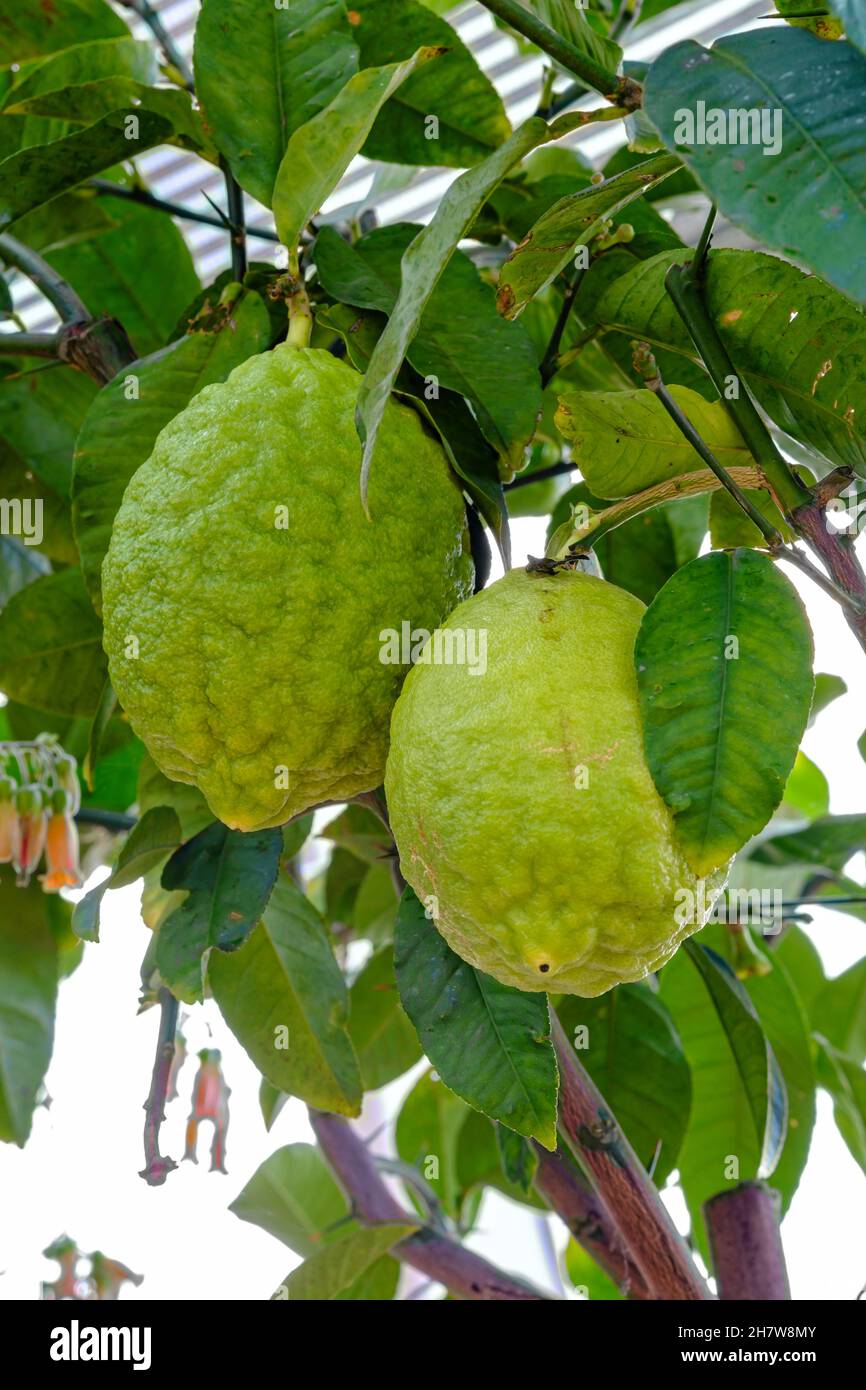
[476,0,641,108]
[309,1110,551,1300]
[88,180,281,243]
[531,1141,651,1298]
[551,1012,712,1300]
[704,1182,790,1300]
[118,0,194,90]
[0,234,89,323]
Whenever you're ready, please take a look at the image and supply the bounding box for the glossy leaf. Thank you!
[357,115,553,498]
[815,1037,866,1175]
[580,247,866,475]
[352,0,511,166]
[556,983,691,1185]
[156,823,283,1002]
[554,385,749,498]
[749,813,866,874]
[828,0,866,51]
[230,1142,352,1255]
[348,944,421,1091]
[781,752,830,822]
[0,110,173,230]
[0,0,128,63]
[496,154,680,320]
[0,868,58,1145]
[396,1067,474,1219]
[273,50,438,255]
[194,0,358,206]
[210,876,362,1115]
[2,38,156,112]
[275,1223,413,1301]
[46,196,200,357]
[0,566,107,716]
[393,888,558,1148]
[316,223,540,467]
[813,959,866,1064]
[635,549,814,875]
[683,941,788,1178]
[72,288,272,611]
[526,0,621,75]
[109,806,183,890]
[0,360,97,498]
[645,29,866,303]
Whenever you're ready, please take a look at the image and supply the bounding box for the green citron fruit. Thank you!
[385,567,722,996]
[102,346,473,831]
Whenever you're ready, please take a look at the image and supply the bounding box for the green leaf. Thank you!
[109,806,183,890]
[194,0,358,207]
[393,888,558,1148]
[495,1123,538,1194]
[356,115,554,498]
[0,444,77,564]
[315,223,540,468]
[275,1223,413,1301]
[0,0,128,63]
[0,566,107,716]
[708,483,792,551]
[554,385,749,498]
[209,875,362,1115]
[781,752,829,821]
[828,0,866,52]
[2,38,156,112]
[72,287,272,611]
[682,940,788,1180]
[0,537,49,606]
[230,1141,352,1255]
[661,936,814,1259]
[749,813,866,874]
[352,0,511,167]
[259,1079,288,1132]
[645,29,866,304]
[811,673,847,724]
[348,944,422,1090]
[0,359,98,498]
[83,675,116,789]
[815,1036,866,1175]
[0,110,173,230]
[525,0,622,76]
[635,549,814,875]
[813,959,866,1064]
[396,1066,474,1219]
[272,49,439,255]
[0,867,58,1144]
[565,1239,624,1301]
[556,983,692,1186]
[13,83,217,160]
[773,925,826,1020]
[579,247,866,476]
[496,154,680,320]
[156,822,283,1003]
[44,196,200,358]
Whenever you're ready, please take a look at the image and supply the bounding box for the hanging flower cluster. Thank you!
[0,734,82,891]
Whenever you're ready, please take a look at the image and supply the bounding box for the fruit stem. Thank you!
[285,252,314,349]
[551,1012,712,1300]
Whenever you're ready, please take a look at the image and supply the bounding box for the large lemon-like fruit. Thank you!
[102,346,473,830]
[385,567,721,996]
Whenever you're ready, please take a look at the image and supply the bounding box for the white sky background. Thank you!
[0,517,865,1302]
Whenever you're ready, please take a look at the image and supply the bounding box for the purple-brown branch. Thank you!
[310,1110,550,1300]
[140,988,179,1187]
[704,1182,790,1300]
[532,1142,650,1298]
[551,1013,711,1301]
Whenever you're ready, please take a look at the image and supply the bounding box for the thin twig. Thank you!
[632,340,783,545]
[692,202,717,277]
[540,271,586,387]
[506,460,575,491]
[119,0,194,90]
[140,988,179,1186]
[477,0,641,108]
[552,1013,711,1300]
[76,809,136,832]
[309,1110,551,1300]
[88,180,281,243]
[0,235,89,323]
[221,161,248,279]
